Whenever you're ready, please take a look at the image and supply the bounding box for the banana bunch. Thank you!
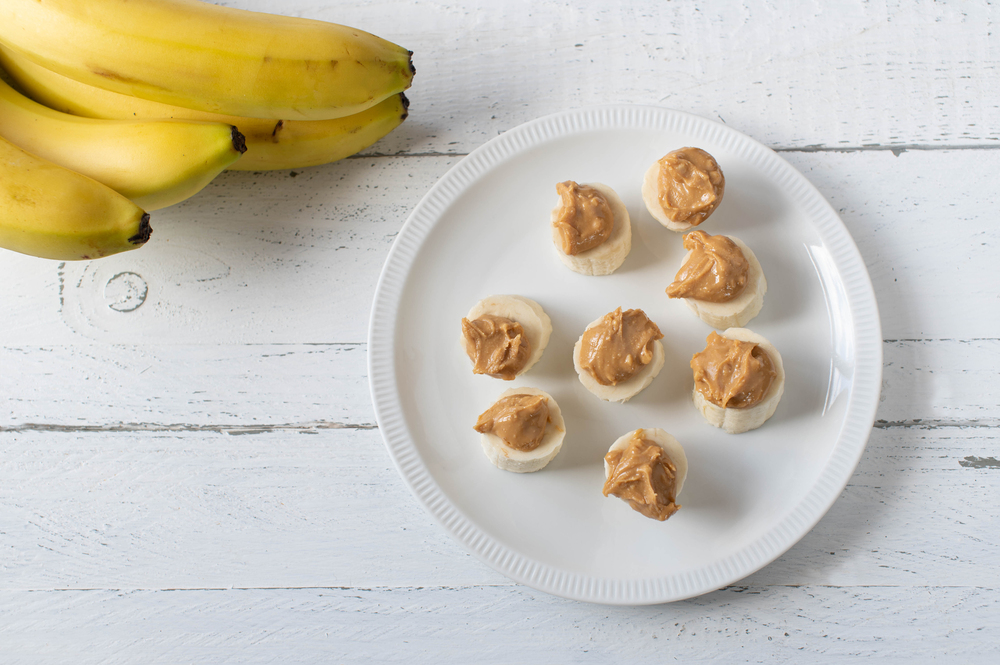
[0,0,414,260]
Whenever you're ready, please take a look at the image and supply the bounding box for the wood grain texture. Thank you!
[1,427,996,590]
[1,586,998,664]
[878,340,1000,425]
[2,344,374,428]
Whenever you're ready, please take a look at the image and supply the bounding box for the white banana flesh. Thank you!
[573,315,665,403]
[462,295,553,378]
[692,328,785,434]
[0,135,150,261]
[673,236,767,329]
[478,387,566,473]
[550,182,632,276]
[604,428,688,496]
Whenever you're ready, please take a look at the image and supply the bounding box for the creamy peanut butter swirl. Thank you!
[657,147,725,226]
[691,331,776,409]
[462,314,531,380]
[474,393,550,452]
[553,181,615,255]
[666,231,749,303]
[580,307,663,386]
[603,430,680,521]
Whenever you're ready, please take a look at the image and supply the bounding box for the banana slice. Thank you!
[477,387,566,473]
[641,147,725,232]
[604,428,688,494]
[603,428,688,520]
[573,309,665,403]
[462,295,552,378]
[671,235,767,329]
[691,328,785,434]
[550,182,632,275]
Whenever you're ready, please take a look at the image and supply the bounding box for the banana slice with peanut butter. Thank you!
[603,428,688,521]
[573,307,665,402]
[690,328,785,434]
[641,147,725,232]
[550,181,631,276]
[461,295,552,380]
[474,387,566,473]
[666,230,767,328]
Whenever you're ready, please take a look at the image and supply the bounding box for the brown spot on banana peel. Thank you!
[231,127,247,153]
[128,214,152,246]
[271,120,285,142]
[89,67,145,86]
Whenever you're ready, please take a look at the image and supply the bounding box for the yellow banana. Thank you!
[0,48,409,171]
[0,71,245,210]
[229,95,408,171]
[0,0,414,121]
[0,135,151,261]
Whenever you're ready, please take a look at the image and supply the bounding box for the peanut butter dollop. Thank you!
[474,393,550,452]
[580,308,663,386]
[603,430,680,521]
[553,181,615,255]
[656,147,725,226]
[462,314,531,380]
[666,231,749,303]
[691,332,776,409]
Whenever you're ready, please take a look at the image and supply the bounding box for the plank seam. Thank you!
[2,584,996,593]
[353,143,1000,159]
[0,421,378,434]
[5,419,992,433]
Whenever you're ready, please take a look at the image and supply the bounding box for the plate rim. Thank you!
[368,104,882,605]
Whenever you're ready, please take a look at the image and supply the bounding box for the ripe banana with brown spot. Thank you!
[0,135,151,261]
[0,0,414,121]
[0,46,409,171]
[0,71,245,211]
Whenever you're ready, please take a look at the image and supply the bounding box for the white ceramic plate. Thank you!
[368,106,881,605]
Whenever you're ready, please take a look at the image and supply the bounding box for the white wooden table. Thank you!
[2,1,998,661]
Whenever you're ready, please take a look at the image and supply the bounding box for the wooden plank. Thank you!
[2,343,374,428]
[236,0,1000,154]
[0,585,997,663]
[1,427,996,590]
[0,149,996,345]
[878,339,1000,424]
[3,339,997,429]
[0,428,502,591]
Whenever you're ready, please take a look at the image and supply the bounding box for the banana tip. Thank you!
[400,92,410,120]
[231,127,248,154]
[129,214,152,246]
